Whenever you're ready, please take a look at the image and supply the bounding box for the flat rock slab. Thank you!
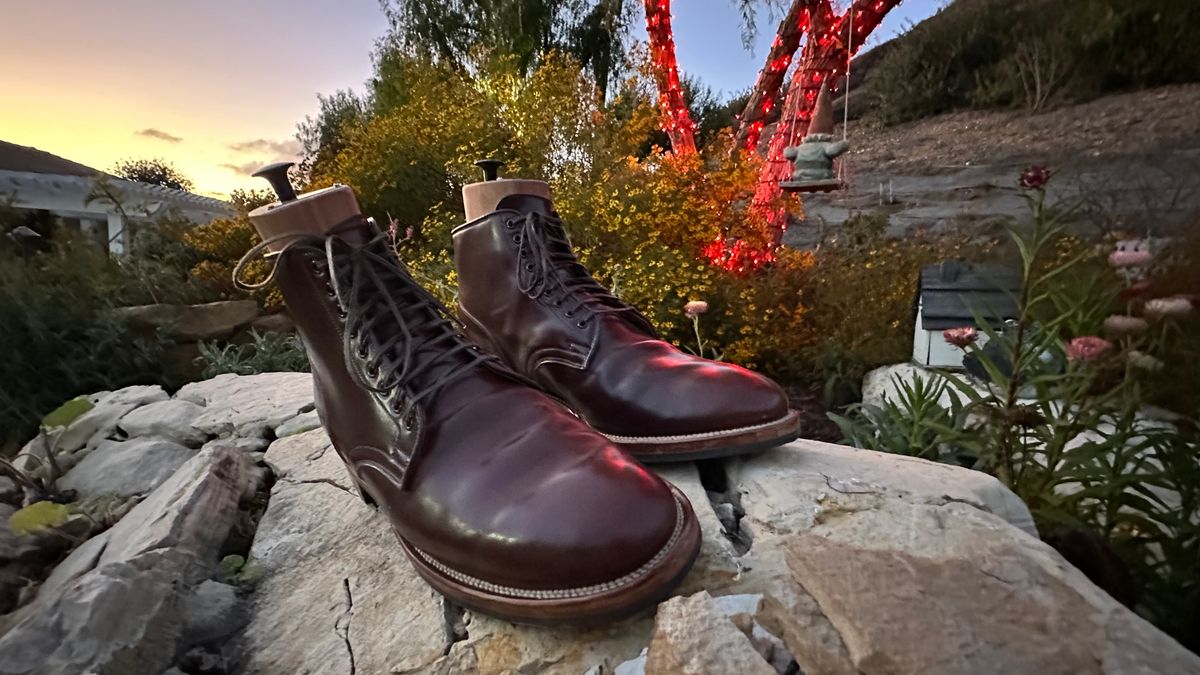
[60,436,196,497]
[117,399,209,446]
[232,430,1198,675]
[114,300,260,342]
[645,591,775,675]
[17,385,169,472]
[0,445,245,675]
[175,373,314,439]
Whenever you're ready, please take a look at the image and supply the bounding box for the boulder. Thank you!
[0,445,246,675]
[273,410,321,438]
[229,427,1198,675]
[246,312,295,336]
[181,580,244,648]
[175,373,314,438]
[644,591,776,675]
[118,399,209,446]
[114,300,260,342]
[60,437,196,497]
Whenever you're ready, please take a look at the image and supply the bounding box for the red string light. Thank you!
[643,0,697,155]
[642,0,903,271]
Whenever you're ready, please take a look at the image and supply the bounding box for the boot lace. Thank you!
[509,212,653,332]
[235,218,499,426]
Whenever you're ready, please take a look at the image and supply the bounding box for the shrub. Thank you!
[831,169,1200,648]
[196,330,310,378]
[0,232,168,447]
[866,0,1200,122]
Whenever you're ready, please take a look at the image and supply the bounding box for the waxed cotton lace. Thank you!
[511,212,647,330]
[234,218,496,423]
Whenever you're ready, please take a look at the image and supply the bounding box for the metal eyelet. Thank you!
[357,344,368,358]
[564,310,574,318]
[525,263,534,271]
[504,219,515,229]
[576,320,586,328]
[390,398,403,413]
[336,307,347,319]
[553,300,562,307]
[366,364,379,378]
[511,235,520,243]
[325,284,336,297]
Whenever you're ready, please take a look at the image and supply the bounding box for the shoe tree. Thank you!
[462,159,552,222]
[249,162,363,251]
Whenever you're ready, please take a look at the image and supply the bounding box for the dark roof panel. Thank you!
[920,261,1020,292]
[0,140,99,177]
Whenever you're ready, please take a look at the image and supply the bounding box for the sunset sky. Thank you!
[1,0,940,199]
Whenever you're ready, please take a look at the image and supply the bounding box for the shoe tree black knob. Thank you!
[462,158,552,221]
[247,162,363,251]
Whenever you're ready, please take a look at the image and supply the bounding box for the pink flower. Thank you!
[684,300,709,318]
[1145,296,1193,320]
[1127,350,1164,372]
[1103,315,1149,336]
[1019,165,1052,190]
[1067,336,1112,362]
[943,326,979,348]
[1108,250,1154,268]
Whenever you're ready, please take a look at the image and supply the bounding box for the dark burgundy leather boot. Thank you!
[452,168,802,462]
[238,164,700,624]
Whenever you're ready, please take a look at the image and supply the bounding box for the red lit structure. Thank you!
[643,0,902,271]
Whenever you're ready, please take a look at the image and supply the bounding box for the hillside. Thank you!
[785,84,1200,247]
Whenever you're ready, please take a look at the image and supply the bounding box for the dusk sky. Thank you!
[1,0,942,198]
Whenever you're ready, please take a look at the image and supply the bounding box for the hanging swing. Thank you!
[780,7,855,194]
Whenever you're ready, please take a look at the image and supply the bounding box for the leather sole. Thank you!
[605,409,803,463]
[393,485,701,625]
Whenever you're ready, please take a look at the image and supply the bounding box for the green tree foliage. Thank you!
[109,158,195,192]
[379,0,634,98]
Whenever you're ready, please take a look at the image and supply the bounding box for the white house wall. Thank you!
[0,169,233,253]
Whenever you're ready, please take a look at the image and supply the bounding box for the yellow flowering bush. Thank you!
[183,215,278,308]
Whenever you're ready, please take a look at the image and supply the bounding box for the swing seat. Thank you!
[780,178,843,194]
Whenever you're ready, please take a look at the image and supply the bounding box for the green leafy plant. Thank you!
[833,166,1200,647]
[0,233,169,446]
[196,330,310,378]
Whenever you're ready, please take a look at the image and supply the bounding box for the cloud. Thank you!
[220,161,266,175]
[135,128,183,143]
[228,138,302,156]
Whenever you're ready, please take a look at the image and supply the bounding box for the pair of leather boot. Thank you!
[237,162,800,624]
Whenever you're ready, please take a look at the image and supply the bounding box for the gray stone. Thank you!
[273,410,322,438]
[60,436,196,497]
[644,591,776,675]
[182,580,243,647]
[201,436,270,454]
[777,527,1200,674]
[230,429,1198,675]
[0,477,21,506]
[176,373,314,438]
[114,300,260,341]
[247,312,295,335]
[232,429,448,675]
[15,385,169,472]
[236,429,654,675]
[118,399,209,446]
[0,446,245,675]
